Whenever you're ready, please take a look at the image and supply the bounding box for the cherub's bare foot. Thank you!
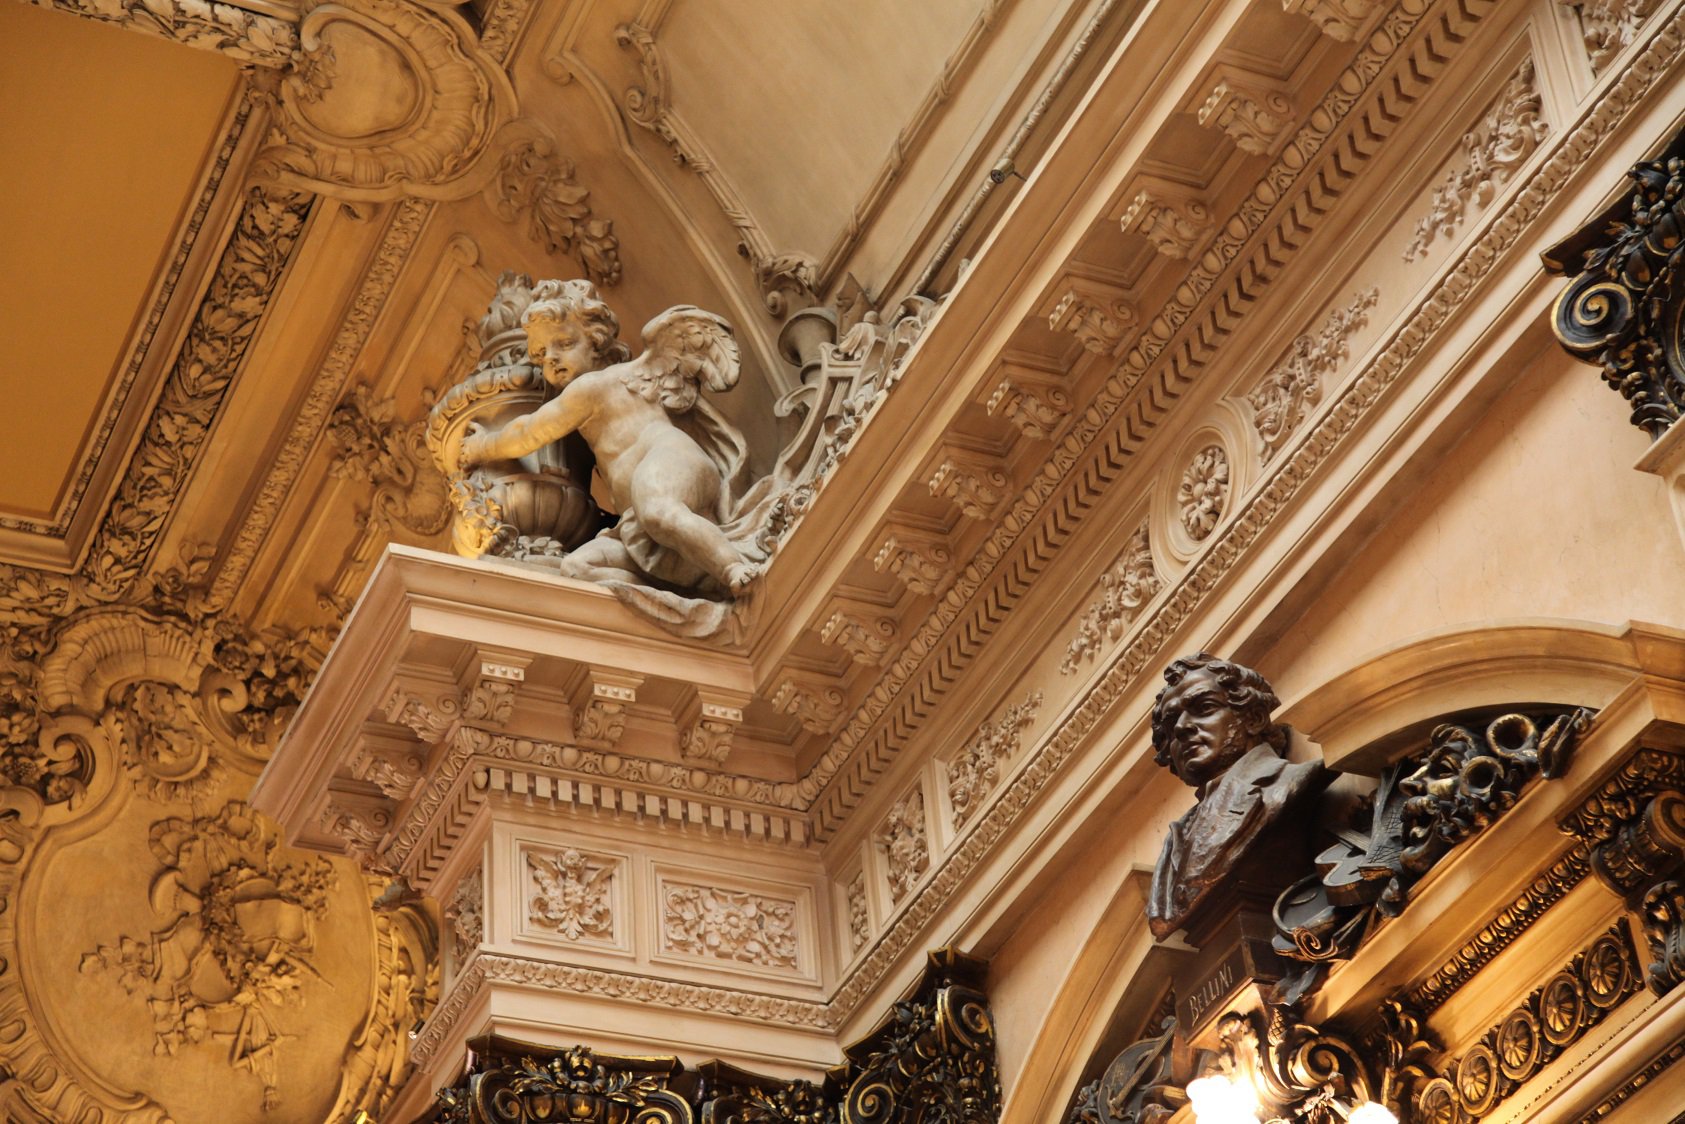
[722,561,759,594]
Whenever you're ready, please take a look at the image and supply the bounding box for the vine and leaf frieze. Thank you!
[1404,58,1548,262]
[945,693,1042,827]
[1060,526,1159,675]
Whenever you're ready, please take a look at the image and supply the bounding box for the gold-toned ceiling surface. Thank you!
[0,2,237,525]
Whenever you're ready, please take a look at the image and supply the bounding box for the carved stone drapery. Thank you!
[1546,123,1685,437]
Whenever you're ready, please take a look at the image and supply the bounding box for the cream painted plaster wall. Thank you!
[1265,337,1685,704]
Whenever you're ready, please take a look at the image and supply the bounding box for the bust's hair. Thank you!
[522,279,632,366]
[1149,651,1287,767]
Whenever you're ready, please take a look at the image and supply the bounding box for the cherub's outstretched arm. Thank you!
[461,388,588,464]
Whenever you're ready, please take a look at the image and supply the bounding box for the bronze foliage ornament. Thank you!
[1545,123,1685,437]
[1272,710,1590,973]
[424,949,998,1124]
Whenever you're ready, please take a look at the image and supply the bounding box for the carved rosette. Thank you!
[1546,124,1685,436]
[1410,926,1641,1120]
[1176,446,1230,541]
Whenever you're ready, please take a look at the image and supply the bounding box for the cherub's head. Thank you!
[522,279,632,388]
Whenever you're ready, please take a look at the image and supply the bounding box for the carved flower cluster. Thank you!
[662,884,799,968]
[1177,446,1231,541]
[1061,528,1160,674]
[946,694,1043,826]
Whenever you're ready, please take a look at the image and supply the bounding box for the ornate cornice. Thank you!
[410,952,835,1069]
[1406,845,1593,1011]
[826,0,1685,1022]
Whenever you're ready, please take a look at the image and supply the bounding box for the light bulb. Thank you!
[1185,1075,1262,1124]
[1347,1103,1398,1124]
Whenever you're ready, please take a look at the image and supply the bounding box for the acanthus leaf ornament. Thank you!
[525,848,614,942]
[1546,124,1685,437]
[1404,59,1548,262]
[661,883,799,969]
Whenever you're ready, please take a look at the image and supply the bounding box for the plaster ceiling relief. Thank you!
[644,0,990,251]
[0,3,240,548]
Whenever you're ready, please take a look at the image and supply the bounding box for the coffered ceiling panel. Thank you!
[0,3,238,534]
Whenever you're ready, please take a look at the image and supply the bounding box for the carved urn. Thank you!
[426,272,600,558]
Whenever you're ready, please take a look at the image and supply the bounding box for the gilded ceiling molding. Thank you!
[0,94,257,542]
[208,198,433,612]
[1408,924,1641,1120]
[27,0,299,67]
[1405,845,1592,1011]
[1546,120,1685,437]
[0,186,313,622]
[251,0,518,203]
[612,19,818,316]
[824,0,1685,1023]
[1402,57,1548,262]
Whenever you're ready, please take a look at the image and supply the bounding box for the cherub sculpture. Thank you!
[460,281,773,612]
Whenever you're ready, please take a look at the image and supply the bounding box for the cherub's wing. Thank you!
[629,305,741,413]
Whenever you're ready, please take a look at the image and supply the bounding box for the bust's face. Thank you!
[528,317,597,388]
[1158,667,1253,789]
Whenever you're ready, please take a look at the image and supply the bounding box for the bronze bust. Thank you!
[1146,653,1326,940]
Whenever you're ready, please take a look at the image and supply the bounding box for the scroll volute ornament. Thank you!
[1545,125,1685,436]
[253,0,517,202]
[434,1037,696,1124]
[834,949,999,1124]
